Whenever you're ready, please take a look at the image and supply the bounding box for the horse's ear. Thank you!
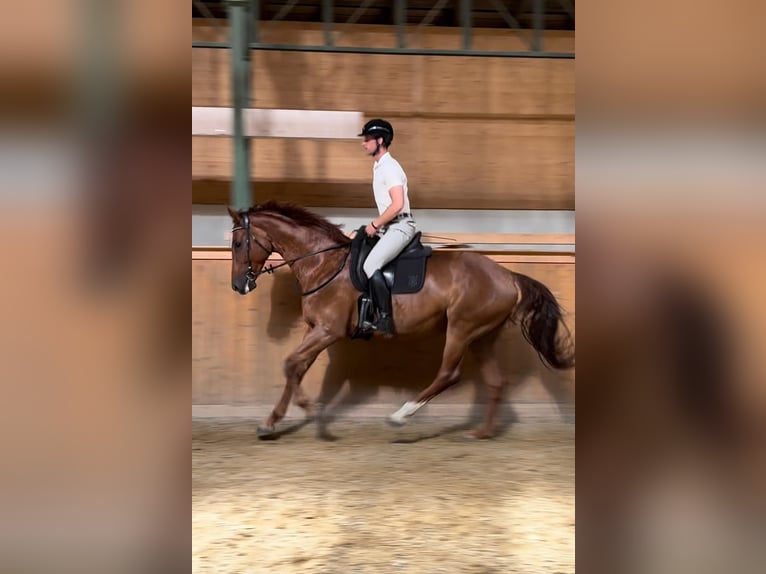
[227,206,242,226]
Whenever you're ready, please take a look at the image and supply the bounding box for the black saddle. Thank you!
[349,225,432,294]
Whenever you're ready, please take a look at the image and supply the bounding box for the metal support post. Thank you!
[251,0,260,43]
[323,0,334,47]
[532,0,543,52]
[461,0,472,51]
[488,0,532,50]
[228,0,252,210]
[395,0,407,48]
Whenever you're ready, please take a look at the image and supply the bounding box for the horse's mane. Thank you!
[249,201,350,244]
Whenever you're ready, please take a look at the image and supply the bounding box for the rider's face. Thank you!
[361,135,382,156]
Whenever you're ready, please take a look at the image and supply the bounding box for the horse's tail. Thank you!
[510,272,575,370]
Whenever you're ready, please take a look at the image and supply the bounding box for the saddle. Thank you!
[349,225,432,339]
[349,225,432,293]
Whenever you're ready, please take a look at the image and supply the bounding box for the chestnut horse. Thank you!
[228,201,574,439]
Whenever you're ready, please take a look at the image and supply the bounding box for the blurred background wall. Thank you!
[191,3,575,419]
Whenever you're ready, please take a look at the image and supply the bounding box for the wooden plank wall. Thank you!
[192,249,575,418]
[192,22,575,209]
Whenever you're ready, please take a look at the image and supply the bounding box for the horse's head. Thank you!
[227,207,273,295]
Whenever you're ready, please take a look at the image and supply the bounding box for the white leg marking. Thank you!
[389,401,427,425]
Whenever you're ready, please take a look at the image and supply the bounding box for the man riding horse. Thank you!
[358,119,418,335]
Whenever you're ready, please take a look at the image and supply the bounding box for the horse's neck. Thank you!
[261,219,338,291]
[261,219,320,261]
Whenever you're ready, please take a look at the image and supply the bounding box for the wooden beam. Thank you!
[192,243,576,262]
[192,107,363,139]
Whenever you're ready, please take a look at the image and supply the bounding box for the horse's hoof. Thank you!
[464,430,494,440]
[317,431,339,442]
[386,416,406,428]
[257,426,278,440]
[387,401,425,428]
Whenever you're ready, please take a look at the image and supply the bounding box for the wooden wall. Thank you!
[192,22,575,209]
[192,248,575,419]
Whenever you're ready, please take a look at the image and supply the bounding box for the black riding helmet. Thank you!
[358,118,394,147]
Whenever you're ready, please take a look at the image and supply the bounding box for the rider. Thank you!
[358,118,417,334]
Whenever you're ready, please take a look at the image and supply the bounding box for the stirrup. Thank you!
[370,315,395,335]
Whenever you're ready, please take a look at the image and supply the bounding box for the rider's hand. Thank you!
[365,223,378,237]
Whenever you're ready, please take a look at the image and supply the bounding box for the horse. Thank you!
[228,201,575,439]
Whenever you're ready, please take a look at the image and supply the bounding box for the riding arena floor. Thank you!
[193,417,574,574]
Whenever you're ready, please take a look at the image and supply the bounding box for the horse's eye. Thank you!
[233,240,242,249]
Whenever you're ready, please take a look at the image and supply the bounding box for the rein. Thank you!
[232,219,350,297]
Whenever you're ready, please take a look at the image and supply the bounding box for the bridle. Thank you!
[231,212,271,285]
[232,212,350,296]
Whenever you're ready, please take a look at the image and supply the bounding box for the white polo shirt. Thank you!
[372,152,411,216]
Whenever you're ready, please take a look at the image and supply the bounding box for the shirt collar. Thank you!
[374,152,391,169]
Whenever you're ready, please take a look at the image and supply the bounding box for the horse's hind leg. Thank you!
[314,358,349,440]
[468,329,507,439]
[388,330,467,426]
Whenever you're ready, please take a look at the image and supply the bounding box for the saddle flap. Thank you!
[349,226,432,294]
[349,226,373,291]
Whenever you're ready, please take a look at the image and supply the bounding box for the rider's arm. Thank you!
[372,186,404,229]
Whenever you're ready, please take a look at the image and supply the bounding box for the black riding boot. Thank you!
[368,270,395,334]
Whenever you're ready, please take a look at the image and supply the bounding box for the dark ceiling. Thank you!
[192,1,575,31]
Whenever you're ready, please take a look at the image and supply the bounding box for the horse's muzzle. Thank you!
[232,274,257,295]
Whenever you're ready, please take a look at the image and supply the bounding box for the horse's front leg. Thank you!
[258,325,340,437]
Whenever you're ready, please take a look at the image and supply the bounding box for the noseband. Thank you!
[232,212,272,284]
[231,211,350,296]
